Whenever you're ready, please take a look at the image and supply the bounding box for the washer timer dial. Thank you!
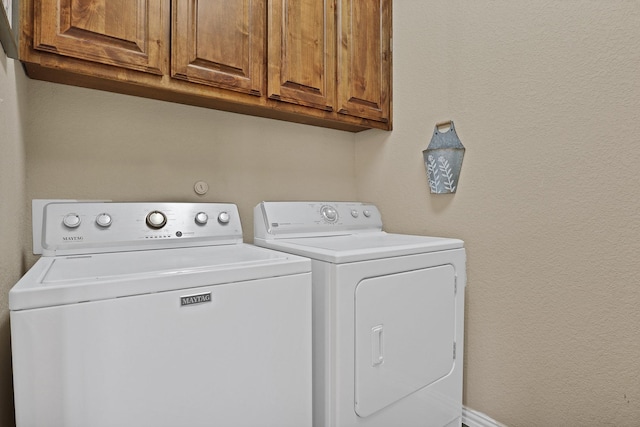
[146,211,167,229]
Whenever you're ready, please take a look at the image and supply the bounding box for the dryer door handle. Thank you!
[371,325,384,367]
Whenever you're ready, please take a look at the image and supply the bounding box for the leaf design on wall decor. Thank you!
[427,155,441,192]
[438,156,456,192]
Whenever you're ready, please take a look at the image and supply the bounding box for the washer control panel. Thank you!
[255,201,383,239]
[41,202,242,256]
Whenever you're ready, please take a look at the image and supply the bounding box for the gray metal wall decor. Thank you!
[423,121,465,194]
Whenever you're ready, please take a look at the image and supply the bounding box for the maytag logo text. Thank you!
[180,292,212,307]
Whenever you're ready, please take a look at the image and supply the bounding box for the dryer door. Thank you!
[354,265,456,418]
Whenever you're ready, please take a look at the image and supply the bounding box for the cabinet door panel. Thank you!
[337,0,391,123]
[172,0,265,96]
[34,0,168,75]
[268,0,335,111]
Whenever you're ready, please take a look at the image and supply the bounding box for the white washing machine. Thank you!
[254,201,466,427]
[10,201,312,427]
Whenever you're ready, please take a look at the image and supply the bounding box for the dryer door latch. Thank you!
[371,325,384,366]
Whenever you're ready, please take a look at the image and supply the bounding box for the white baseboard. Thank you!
[462,406,508,427]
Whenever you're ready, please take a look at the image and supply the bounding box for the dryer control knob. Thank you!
[195,212,208,225]
[146,211,167,229]
[351,209,359,218]
[63,213,81,228]
[218,211,230,224]
[321,205,339,223]
[96,213,112,228]
[363,210,371,218]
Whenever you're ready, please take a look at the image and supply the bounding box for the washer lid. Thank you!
[10,244,310,310]
[255,232,463,263]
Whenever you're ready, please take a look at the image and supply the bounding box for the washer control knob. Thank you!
[363,210,371,218]
[96,213,112,228]
[63,213,81,228]
[351,209,359,218]
[218,211,230,224]
[146,211,167,229]
[321,205,339,223]
[195,212,209,225]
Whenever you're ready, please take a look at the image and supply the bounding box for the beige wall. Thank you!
[356,1,640,425]
[0,53,26,426]
[3,1,640,426]
[24,82,357,249]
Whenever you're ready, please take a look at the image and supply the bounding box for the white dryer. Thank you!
[254,201,466,427]
[10,201,312,427]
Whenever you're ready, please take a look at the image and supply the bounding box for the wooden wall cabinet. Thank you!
[20,0,392,132]
[33,0,169,75]
[267,0,335,112]
[171,0,265,97]
[337,0,391,124]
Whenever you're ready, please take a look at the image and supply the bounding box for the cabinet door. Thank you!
[267,0,335,111]
[337,0,391,123]
[34,0,169,75]
[172,0,265,96]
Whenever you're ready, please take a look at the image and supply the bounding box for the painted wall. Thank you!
[24,82,357,248]
[0,52,26,426]
[356,1,640,425]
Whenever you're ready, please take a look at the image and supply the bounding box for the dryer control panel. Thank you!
[37,202,243,256]
[255,201,383,239]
